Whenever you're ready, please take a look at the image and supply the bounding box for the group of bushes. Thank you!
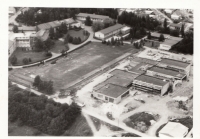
[9,52,52,66]
[102,37,124,46]
[33,75,54,95]
[9,84,81,135]
[64,30,89,45]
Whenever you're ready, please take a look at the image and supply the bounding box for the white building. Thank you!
[94,24,127,40]
[76,13,109,22]
[159,122,189,137]
[9,32,37,56]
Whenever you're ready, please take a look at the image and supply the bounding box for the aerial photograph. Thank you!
[8,7,193,137]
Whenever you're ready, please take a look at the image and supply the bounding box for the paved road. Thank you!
[9,7,29,25]
[152,9,173,23]
[82,109,148,137]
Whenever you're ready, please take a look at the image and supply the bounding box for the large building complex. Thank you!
[94,24,127,40]
[76,13,109,22]
[132,74,170,96]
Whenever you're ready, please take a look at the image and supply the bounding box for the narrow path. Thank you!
[82,108,149,137]
[152,9,173,23]
[82,112,98,136]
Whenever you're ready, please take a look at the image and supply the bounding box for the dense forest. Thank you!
[170,31,193,54]
[117,11,160,39]
[15,8,118,26]
[9,83,81,135]
[118,11,160,31]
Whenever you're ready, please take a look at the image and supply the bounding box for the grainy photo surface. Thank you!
[8,7,193,137]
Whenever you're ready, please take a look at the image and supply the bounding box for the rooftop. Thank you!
[160,58,190,68]
[36,29,49,41]
[148,66,186,79]
[134,74,169,86]
[151,32,170,38]
[159,122,189,137]
[128,63,150,74]
[37,20,61,30]
[76,13,109,20]
[60,18,77,24]
[161,36,183,46]
[109,69,139,79]
[132,57,158,65]
[18,26,36,31]
[94,69,138,91]
[96,83,128,98]
[169,23,182,28]
[9,32,35,41]
[98,24,126,35]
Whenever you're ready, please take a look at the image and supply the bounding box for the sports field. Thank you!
[9,42,138,91]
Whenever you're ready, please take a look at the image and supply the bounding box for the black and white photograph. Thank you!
[0,0,199,138]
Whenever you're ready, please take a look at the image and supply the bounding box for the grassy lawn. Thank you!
[50,40,66,53]
[10,48,51,66]
[67,29,89,42]
[50,29,89,53]
[9,42,138,91]
[8,121,48,136]
[63,115,93,136]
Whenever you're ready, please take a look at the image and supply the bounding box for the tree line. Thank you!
[15,8,118,26]
[16,8,80,26]
[9,83,81,135]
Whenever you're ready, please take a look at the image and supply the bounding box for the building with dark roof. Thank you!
[147,66,186,80]
[76,13,109,22]
[168,23,182,30]
[158,58,191,78]
[159,36,183,51]
[37,20,61,30]
[94,24,127,40]
[133,74,170,96]
[93,83,129,104]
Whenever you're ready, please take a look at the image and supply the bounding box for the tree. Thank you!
[10,55,17,65]
[68,36,73,43]
[92,21,104,32]
[159,34,165,41]
[85,16,92,26]
[163,18,167,29]
[111,37,115,45]
[29,58,32,62]
[135,30,141,39]
[152,41,154,47]
[33,38,44,51]
[147,31,151,39]
[59,23,68,34]
[44,38,54,51]
[181,24,185,37]
[12,25,18,33]
[64,35,69,44]
[23,58,29,65]
[65,43,69,51]
[33,75,42,87]
[49,27,54,39]
[103,18,115,28]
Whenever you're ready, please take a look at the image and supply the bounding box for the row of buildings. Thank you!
[92,57,191,104]
[8,18,80,57]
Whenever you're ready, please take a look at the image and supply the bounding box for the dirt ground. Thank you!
[9,42,136,91]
